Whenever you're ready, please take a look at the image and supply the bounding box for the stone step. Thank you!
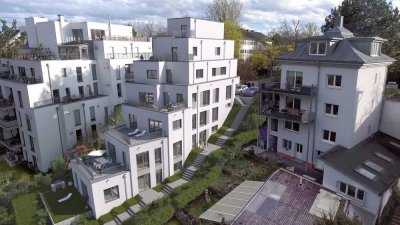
[116,212,131,223]
[104,220,118,225]
[161,185,173,195]
[138,200,146,208]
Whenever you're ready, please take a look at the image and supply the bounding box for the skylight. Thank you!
[363,160,384,173]
[355,167,376,180]
[374,152,394,163]
[389,141,400,149]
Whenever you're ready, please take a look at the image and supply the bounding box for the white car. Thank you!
[235,84,248,95]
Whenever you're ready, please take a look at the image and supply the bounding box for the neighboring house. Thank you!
[0,15,152,171]
[70,17,239,218]
[380,97,400,140]
[239,29,271,61]
[319,136,400,224]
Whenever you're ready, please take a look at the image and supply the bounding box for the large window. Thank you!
[74,110,81,126]
[192,93,197,107]
[327,75,342,88]
[104,186,119,203]
[173,119,182,130]
[177,93,184,103]
[325,103,339,116]
[323,130,336,143]
[200,111,207,126]
[62,68,67,77]
[139,92,154,104]
[215,47,221,56]
[286,97,301,110]
[91,64,97,80]
[26,114,31,131]
[76,67,83,82]
[284,121,300,132]
[196,69,203,78]
[147,70,158,79]
[282,139,292,150]
[309,42,327,55]
[18,91,23,108]
[371,42,381,56]
[89,106,96,121]
[18,67,26,76]
[117,83,122,97]
[173,141,182,157]
[174,161,183,171]
[149,119,162,133]
[138,174,150,191]
[193,47,198,56]
[213,88,219,103]
[192,114,197,130]
[156,169,163,184]
[286,71,303,88]
[202,90,210,106]
[212,67,227,76]
[271,119,278,132]
[155,148,162,164]
[29,135,34,152]
[212,107,218,122]
[226,85,232,99]
[136,152,149,169]
[339,182,365,201]
[295,143,303,153]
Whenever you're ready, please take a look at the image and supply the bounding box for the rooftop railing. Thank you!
[260,104,313,124]
[73,155,128,180]
[169,29,195,38]
[261,82,317,96]
[106,52,152,60]
[33,94,105,108]
[128,101,186,113]
[0,72,42,84]
[102,36,151,42]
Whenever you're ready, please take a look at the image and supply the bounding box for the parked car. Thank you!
[235,84,248,95]
[242,87,259,96]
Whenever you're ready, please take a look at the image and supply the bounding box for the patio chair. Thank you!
[57,193,72,203]
[135,130,147,137]
[127,129,139,136]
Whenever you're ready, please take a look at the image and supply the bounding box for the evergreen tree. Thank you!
[0,19,25,58]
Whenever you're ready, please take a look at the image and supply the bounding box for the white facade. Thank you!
[0,15,152,171]
[71,17,239,219]
[379,99,400,140]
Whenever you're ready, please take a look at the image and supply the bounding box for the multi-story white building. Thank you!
[70,17,239,219]
[0,15,152,172]
[261,16,397,222]
[239,29,270,61]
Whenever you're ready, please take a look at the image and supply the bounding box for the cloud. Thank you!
[3,0,393,34]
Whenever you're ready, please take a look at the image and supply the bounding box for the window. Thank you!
[26,114,31,131]
[91,64,97,80]
[93,83,98,95]
[78,86,84,97]
[192,114,197,130]
[202,90,210,106]
[200,111,207,126]
[138,174,150,190]
[18,91,23,108]
[136,152,149,169]
[18,112,22,127]
[212,107,218,121]
[284,121,299,132]
[139,92,154,104]
[286,97,301,109]
[221,67,226,75]
[325,103,339,116]
[18,67,26,76]
[30,68,35,77]
[76,67,83,82]
[323,130,336,143]
[74,110,81,126]
[174,161,183,171]
[193,47,197,56]
[371,42,381,56]
[76,129,82,142]
[177,93,184,103]
[104,186,119,203]
[173,141,182,157]
[271,119,278,132]
[117,83,122,97]
[212,67,226,76]
[327,75,342,88]
[226,85,232,99]
[62,68,67,77]
[338,182,365,201]
[156,169,163,184]
[29,135,34,152]
[196,69,203,78]
[215,47,221,55]
[192,134,197,147]
[282,139,292,150]
[21,131,25,146]
[286,71,303,88]
[295,143,303,153]
[192,93,197,107]
[155,148,162,164]
[129,114,137,129]
[166,69,172,83]
[212,125,218,133]
[309,42,327,55]
[148,119,162,132]
[212,68,216,76]
[173,119,182,130]
[147,70,157,79]
[89,106,96,121]
[213,88,219,103]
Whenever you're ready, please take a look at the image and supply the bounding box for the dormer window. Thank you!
[371,42,381,56]
[309,42,327,55]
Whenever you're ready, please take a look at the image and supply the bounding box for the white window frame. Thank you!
[295,143,303,153]
[309,41,327,55]
[338,181,365,203]
[284,121,300,132]
[327,74,342,88]
[282,139,292,150]
[322,129,336,144]
[325,103,339,117]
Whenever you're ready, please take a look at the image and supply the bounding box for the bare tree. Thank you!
[303,22,320,37]
[207,0,242,23]
[280,19,305,43]
[132,21,167,37]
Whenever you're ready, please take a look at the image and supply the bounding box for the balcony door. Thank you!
[181,25,188,37]
[138,174,151,191]
[171,47,178,61]
[52,89,60,103]
[287,71,303,89]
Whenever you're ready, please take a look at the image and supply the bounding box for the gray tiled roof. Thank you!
[319,136,400,195]
[278,26,396,64]
[244,30,268,46]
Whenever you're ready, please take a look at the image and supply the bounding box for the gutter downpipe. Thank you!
[310,60,320,170]
[55,107,65,157]
[46,64,53,100]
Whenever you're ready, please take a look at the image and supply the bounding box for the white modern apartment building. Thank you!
[239,29,270,61]
[70,17,239,219]
[261,16,397,222]
[0,15,152,172]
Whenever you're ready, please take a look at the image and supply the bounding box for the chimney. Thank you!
[334,16,344,28]
[58,14,64,23]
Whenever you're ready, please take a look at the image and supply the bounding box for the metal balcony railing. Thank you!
[33,94,105,108]
[262,82,317,96]
[102,36,151,42]
[0,98,15,109]
[0,72,42,84]
[169,29,195,38]
[129,101,186,113]
[106,52,152,60]
[260,104,313,124]
[0,116,18,129]
[0,137,21,149]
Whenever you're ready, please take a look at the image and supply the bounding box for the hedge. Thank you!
[226,129,258,146]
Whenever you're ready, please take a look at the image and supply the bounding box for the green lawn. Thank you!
[208,104,241,144]
[0,160,33,181]
[42,185,89,223]
[12,192,38,225]
[153,171,183,192]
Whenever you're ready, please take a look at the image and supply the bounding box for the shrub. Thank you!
[228,129,258,147]
[50,157,68,180]
[72,214,88,225]
[122,195,142,208]
[35,208,50,225]
[98,213,114,224]
[126,201,175,225]
[163,171,183,184]
[34,173,52,188]
[111,205,126,215]
[224,142,244,160]
[0,206,13,225]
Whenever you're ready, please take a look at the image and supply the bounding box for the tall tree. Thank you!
[224,20,243,58]
[321,0,400,82]
[0,19,25,58]
[207,0,242,23]
[250,45,293,74]
[237,61,257,83]
[132,21,167,37]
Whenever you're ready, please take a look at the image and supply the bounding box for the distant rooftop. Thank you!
[243,29,269,46]
[319,134,400,195]
[106,126,166,147]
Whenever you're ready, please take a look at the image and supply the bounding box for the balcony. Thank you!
[262,82,317,96]
[127,101,186,113]
[102,36,151,42]
[0,115,18,129]
[0,72,42,84]
[73,154,128,180]
[125,72,134,81]
[33,94,106,108]
[169,29,195,38]
[0,136,22,150]
[106,52,152,60]
[0,98,15,109]
[107,127,164,147]
[260,104,313,124]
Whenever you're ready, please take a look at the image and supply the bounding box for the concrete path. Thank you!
[139,188,165,205]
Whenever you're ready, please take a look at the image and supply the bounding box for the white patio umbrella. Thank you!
[87,150,106,157]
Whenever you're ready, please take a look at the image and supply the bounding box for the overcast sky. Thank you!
[0,0,399,33]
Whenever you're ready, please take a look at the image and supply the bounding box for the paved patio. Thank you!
[139,188,165,204]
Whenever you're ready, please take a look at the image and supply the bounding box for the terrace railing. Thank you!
[106,52,152,60]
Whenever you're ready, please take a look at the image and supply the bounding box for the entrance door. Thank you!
[171,47,178,61]
[53,89,60,103]
[138,174,151,191]
[199,130,207,146]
